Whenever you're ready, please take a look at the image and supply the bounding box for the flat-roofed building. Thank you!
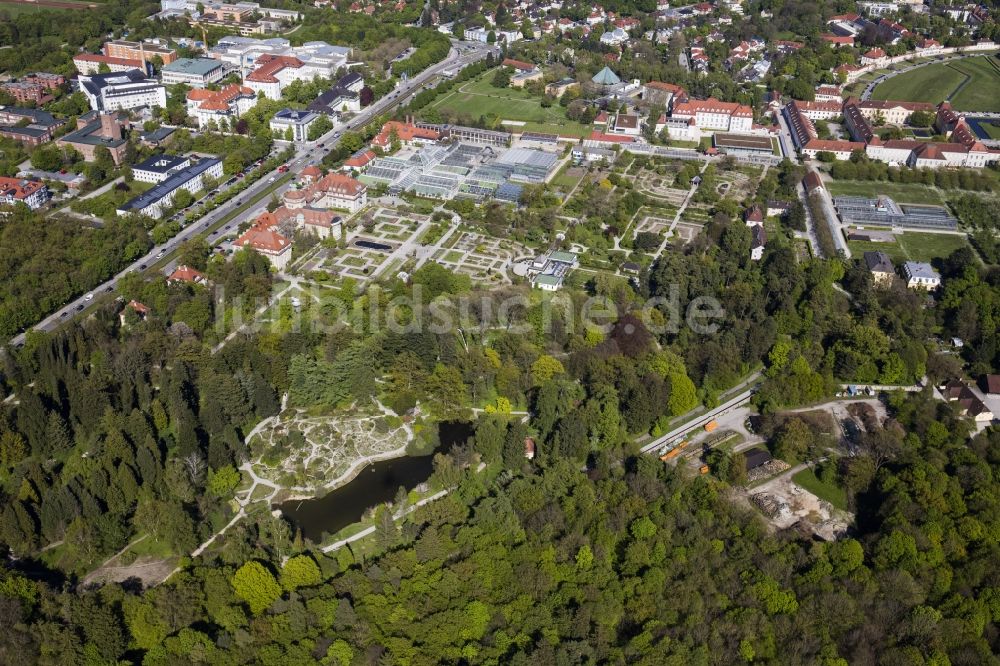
[161,58,227,87]
[1,81,55,105]
[496,147,559,183]
[714,132,774,156]
[104,39,178,66]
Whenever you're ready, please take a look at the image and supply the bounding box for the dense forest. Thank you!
[0,169,998,660]
[0,386,998,663]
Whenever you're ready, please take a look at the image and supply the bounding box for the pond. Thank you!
[275,421,472,543]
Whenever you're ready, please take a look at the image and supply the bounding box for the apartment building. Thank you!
[2,82,52,105]
[0,107,63,147]
[74,54,151,76]
[104,39,178,66]
[0,177,49,210]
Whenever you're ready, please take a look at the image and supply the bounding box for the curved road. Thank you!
[6,40,493,349]
[860,52,990,101]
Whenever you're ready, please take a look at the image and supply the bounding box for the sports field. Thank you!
[428,71,591,137]
[870,55,1000,112]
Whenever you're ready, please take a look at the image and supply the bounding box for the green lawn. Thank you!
[792,467,848,511]
[0,0,97,13]
[847,238,908,264]
[898,232,970,262]
[551,164,584,190]
[847,231,970,264]
[826,179,946,205]
[428,71,590,137]
[871,55,1000,112]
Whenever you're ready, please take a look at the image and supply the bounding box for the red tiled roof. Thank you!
[822,34,855,44]
[0,177,44,201]
[286,170,367,205]
[246,54,303,83]
[187,84,255,111]
[237,222,291,254]
[344,149,376,168]
[502,58,535,72]
[167,265,206,284]
[804,138,867,153]
[127,300,150,315]
[372,121,440,147]
[645,81,686,95]
[673,97,753,117]
[588,131,635,143]
[313,172,365,197]
[793,100,842,113]
[74,53,144,69]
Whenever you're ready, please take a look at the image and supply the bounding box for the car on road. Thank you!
[60,312,68,318]
[84,293,94,301]
[156,251,165,259]
[105,286,113,292]
[334,131,342,138]
[318,143,325,148]
[268,176,276,182]
[140,264,147,269]
[75,304,84,311]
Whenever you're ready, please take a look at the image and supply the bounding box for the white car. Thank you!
[84,293,94,301]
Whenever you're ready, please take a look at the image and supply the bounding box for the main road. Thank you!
[6,40,493,348]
